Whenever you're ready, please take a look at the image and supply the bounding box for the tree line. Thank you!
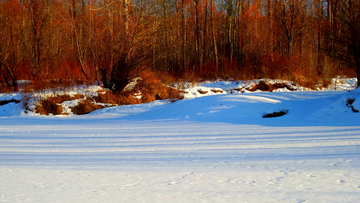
[1,0,360,92]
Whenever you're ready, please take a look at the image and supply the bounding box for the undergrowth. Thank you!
[27,69,184,116]
[35,99,63,115]
[248,80,297,92]
[16,65,350,116]
[34,94,85,115]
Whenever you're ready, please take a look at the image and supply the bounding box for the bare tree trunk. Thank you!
[163,0,169,71]
[210,0,218,71]
[124,0,129,35]
[194,0,200,68]
[181,0,186,72]
[0,63,17,90]
[225,0,234,60]
[202,0,208,67]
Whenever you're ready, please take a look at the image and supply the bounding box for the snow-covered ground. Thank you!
[1,79,360,202]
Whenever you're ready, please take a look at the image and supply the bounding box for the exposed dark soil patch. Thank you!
[346,98,359,113]
[0,99,21,106]
[198,90,208,94]
[263,109,289,118]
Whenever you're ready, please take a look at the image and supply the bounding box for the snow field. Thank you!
[1,118,360,202]
[1,78,360,202]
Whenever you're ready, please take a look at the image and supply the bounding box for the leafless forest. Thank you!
[1,0,360,92]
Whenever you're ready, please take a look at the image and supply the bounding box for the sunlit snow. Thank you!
[0,79,360,202]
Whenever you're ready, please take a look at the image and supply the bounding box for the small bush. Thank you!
[21,94,30,113]
[70,98,105,115]
[125,69,184,103]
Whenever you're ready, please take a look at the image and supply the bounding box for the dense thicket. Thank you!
[0,0,359,92]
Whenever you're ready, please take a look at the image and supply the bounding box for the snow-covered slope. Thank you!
[1,79,360,203]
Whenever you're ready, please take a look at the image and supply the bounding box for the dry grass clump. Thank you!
[96,69,184,106]
[70,98,105,115]
[124,69,184,104]
[46,94,84,104]
[34,93,85,115]
[93,91,122,105]
[211,89,223,93]
[35,99,63,115]
[248,81,297,92]
[93,90,139,106]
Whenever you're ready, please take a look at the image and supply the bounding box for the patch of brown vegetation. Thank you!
[70,98,105,115]
[21,94,30,113]
[211,89,223,93]
[35,99,63,115]
[33,93,86,115]
[93,91,122,105]
[46,94,84,104]
[248,81,297,92]
[27,69,184,116]
[93,90,137,106]
[124,69,184,104]
[88,70,185,112]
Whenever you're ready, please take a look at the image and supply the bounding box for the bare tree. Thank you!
[210,0,219,70]
[22,0,58,81]
[324,0,360,87]
[0,0,23,90]
[109,0,160,92]
[62,0,92,80]
[275,0,308,57]
[242,4,272,78]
